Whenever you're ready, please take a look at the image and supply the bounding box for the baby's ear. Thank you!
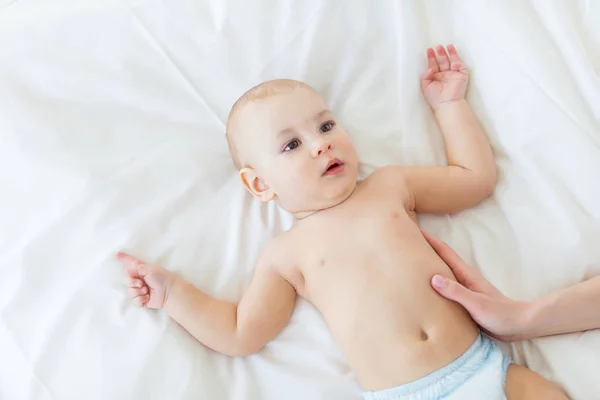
[239,167,276,202]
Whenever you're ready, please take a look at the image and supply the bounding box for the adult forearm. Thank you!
[164,279,247,356]
[434,99,496,181]
[521,276,600,339]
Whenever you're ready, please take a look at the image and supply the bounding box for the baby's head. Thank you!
[226,79,358,216]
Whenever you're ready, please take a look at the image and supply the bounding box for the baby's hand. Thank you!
[116,252,177,309]
[421,44,469,110]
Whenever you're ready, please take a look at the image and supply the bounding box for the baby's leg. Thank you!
[504,364,569,400]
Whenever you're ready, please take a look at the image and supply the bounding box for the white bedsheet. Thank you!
[1,0,599,399]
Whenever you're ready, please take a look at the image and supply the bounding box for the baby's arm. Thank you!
[403,99,496,213]
[391,45,497,214]
[118,250,296,357]
[165,259,296,356]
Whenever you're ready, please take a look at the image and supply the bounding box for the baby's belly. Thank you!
[307,239,479,391]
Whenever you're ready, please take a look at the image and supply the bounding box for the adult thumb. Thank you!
[431,275,479,310]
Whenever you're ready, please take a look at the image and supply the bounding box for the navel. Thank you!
[420,330,429,341]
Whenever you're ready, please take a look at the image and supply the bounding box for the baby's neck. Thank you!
[290,183,359,221]
[292,209,321,220]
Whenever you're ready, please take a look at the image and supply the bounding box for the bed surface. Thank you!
[1,1,599,399]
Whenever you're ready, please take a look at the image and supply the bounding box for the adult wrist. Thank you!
[513,299,540,341]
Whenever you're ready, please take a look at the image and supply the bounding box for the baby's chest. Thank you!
[300,205,418,275]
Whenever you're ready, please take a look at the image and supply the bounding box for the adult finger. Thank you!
[426,48,439,73]
[421,230,473,275]
[431,275,484,315]
[422,230,501,295]
[421,230,485,290]
[436,45,450,71]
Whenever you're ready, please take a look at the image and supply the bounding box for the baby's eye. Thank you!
[283,139,301,152]
[320,121,335,133]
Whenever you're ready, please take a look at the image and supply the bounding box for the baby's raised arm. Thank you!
[118,250,297,357]
[381,45,497,215]
[401,97,497,214]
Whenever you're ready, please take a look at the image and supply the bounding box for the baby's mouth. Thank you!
[323,159,345,176]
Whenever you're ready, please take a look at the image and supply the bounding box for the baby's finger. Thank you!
[116,251,145,267]
[451,61,465,72]
[125,266,140,279]
[436,45,450,71]
[128,286,148,298]
[426,48,439,73]
[447,44,462,63]
[134,294,150,307]
[451,61,469,76]
[422,68,435,82]
[128,277,143,288]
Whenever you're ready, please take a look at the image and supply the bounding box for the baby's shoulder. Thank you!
[366,165,408,186]
[257,230,305,287]
[256,229,299,269]
[362,166,412,203]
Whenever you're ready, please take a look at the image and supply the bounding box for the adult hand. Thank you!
[422,230,529,342]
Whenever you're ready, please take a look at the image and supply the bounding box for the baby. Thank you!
[118,45,567,399]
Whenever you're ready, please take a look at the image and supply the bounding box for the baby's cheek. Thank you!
[343,141,358,161]
[286,170,314,199]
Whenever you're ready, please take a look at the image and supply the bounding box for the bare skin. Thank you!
[118,45,568,398]
[424,231,600,343]
[262,173,480,389]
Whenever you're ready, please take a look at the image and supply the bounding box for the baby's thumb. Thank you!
[432,275,478,310]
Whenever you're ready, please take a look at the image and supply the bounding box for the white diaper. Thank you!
[362,332,512,400]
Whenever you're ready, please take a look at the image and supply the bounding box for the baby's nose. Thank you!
[312,139,332,157]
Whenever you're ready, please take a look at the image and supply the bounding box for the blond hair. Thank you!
[225,79,313,169]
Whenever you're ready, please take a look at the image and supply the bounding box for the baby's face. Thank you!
[238,86,358,213]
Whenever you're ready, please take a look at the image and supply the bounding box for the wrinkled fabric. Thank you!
[0,1,599,399]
